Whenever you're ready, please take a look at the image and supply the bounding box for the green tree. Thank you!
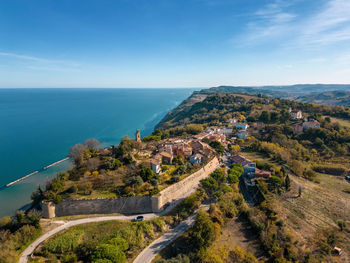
[107,237,128,251]
[90,244,126,263]
[210,169,225,185]
[259,111,271,123]
[268,176,283,191]
[189,210,218,250]
[285,174,291,191]
[227,174,239,184]
[138,167,156,182]
[209,141,225,155]
[201,177,219,196]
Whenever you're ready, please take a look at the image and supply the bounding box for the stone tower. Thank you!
[136,129,141,142]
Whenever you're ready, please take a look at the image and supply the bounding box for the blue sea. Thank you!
[0,88,198,217]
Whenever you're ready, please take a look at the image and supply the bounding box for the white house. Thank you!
[219,127,233,136]
[150,159,161,174]
[289,108,303,120]
[190,153,203,164]
[236,130,249,140]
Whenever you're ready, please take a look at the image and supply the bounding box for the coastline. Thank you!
[0,88,197,218]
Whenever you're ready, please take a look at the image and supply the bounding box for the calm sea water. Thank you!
[0,88,197,217]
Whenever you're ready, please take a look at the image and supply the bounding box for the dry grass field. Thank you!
[212,216,267,261]
[328,116,350,129]
[276,173,350,263]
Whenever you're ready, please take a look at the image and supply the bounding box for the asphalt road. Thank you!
[133,213,196,263]
[133,205,209,263]
[19,213,156,263]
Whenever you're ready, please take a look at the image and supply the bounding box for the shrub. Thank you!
[189,210,219,250]
[45,230,83,253]
[107,237,128,251]
[92,259,113,263]
[67,185,78,193]
[303,169,317,181]
[312,165,347,176]
[90,244,126,263]
[229,246,260,263]
[142,135,161,142]
[61,253,78,263]
[227,174,239,184]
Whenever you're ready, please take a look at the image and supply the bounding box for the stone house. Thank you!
[190,140,205,152]
[173,142,193,157]
[255,169,271,178]
[206,134,226,143]
[159,151,173,164]
[303,120,320,130]
[231,155,256,178]
[158,144,173,155]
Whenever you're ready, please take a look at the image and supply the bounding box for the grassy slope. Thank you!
[30,218,168,263]
[276,174,350,262]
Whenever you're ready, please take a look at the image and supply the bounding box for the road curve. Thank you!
[133,205,208,263]
[19,213,156,263]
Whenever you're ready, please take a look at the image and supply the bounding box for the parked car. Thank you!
[132,215,144,222]
[345,175,350,181]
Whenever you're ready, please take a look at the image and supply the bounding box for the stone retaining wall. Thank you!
[42,157,219,218]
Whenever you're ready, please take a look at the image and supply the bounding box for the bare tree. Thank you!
[86,158,100,172]
[84,138,100,149]
[69,143,86,166]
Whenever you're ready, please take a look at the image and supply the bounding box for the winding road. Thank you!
[19,213,156,263]
[133,211,199,263]
[19,205,208,263]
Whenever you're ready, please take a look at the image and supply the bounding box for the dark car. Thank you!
[132,215,144,222]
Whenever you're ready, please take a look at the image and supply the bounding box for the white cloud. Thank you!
[239,0,350,47]
[298,0,350,46]
[0,51,80,70]
[236,0,297,44]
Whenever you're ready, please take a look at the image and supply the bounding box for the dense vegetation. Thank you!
[0,212,41,263]
[32,134,209,205]
[155,91,350,262]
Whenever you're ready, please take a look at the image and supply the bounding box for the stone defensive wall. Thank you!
[42,157,219,218]
[155,156,219,211]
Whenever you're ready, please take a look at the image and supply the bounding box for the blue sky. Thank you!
[0,0,350,88]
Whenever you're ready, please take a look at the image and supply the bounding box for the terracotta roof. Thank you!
[231,155,252,166]
[160,151,172,158]
[255,169,271,178]
[150,159,160,165]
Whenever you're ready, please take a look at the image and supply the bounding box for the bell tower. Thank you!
[135,129,141,142]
